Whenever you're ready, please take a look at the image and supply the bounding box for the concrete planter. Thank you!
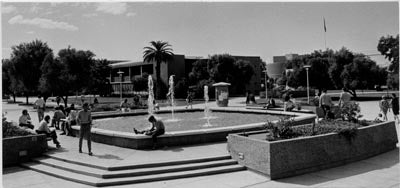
[227,121,398,179]
[3,134,48,167]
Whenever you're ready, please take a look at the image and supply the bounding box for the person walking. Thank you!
[36,115,61,148]
[319,89,334,119]
[34,95,46,123]
[338,87,352,109]
[390,93,399,122]
[379,95,390,121]
[18,109,34,129]
[77,103,93,156]
[133,115,165,149]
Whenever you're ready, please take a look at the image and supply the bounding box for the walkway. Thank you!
[2,97,400,188]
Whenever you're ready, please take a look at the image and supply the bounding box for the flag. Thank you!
[323,17,326,32]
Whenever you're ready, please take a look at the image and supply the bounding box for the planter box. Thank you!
[227,121,398,179]
[3,134,48,167]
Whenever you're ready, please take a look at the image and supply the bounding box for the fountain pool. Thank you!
[71,108,316,149]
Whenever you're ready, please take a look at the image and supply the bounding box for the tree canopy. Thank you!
[377,34,399,89]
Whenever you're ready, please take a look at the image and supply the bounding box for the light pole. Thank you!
[117,71,124,101]
[304,65,311,104]
[262,69,268,99]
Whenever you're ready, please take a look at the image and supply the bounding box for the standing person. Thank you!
[338,87,352,108]
[133,115,165,149]
[34,95,46,123]
[36,115,61,148]
[56,96,61,106]
[319,89,334,119]
[80,95,85,106]
[18,109,34,129]
[52,106,66,133]
[77,103,93,155]
[186,90,193,109]
[379,95,390,121]
[390,93,399,122]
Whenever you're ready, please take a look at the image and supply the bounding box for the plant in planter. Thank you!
[263,118,300,141]
[2,120,35,138]
[340,102,363,123]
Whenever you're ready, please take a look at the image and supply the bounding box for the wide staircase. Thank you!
[21,154,245,187]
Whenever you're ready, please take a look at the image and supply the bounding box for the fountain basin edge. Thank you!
[71,108,316,149]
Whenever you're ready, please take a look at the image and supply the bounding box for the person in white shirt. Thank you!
[19,109,34,129]
[338,87,352,108]
[34,95,46,123]
[36,115,61,148]
[65,104,78,136]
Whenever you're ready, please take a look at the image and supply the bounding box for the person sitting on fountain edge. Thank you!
[133,115,165,149]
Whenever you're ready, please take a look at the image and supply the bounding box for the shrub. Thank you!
[3,120,34,138]
[91,104,120,112]
[263,117,300,141]
[340,102,363,123]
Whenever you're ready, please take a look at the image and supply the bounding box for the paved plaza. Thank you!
[2,96,400,188]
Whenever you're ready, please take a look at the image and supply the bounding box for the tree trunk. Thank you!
[25,95,29,105]
[63,96,68,107]
[12,93,16,103]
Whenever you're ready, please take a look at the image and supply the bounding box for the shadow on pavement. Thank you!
[93,154,123,160]
[276,148,399,186]
[3,166,27,175]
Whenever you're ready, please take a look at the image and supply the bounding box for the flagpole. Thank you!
[323,17,327,49]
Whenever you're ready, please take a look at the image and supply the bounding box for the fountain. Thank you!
[203,85,216,127]
[164,75,181,122]
[147,75,154,116]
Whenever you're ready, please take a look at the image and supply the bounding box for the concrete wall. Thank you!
[227,121,398,179]
[3,134,48,167]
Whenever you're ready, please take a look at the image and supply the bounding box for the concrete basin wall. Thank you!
[227,121,398,179]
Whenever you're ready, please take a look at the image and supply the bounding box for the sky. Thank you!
[1,1,399,66]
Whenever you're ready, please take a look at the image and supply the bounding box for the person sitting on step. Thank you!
[36,115,61,148]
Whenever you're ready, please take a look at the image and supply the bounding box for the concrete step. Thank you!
[44,154,232,170]
[33,157,239,179]
[22,162,246,187]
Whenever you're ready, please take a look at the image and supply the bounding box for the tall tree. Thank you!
[10,40,53,104]
[377,34,399,89]
[2,59,22,102]
[143,41,174,99]
[88,59,112,97]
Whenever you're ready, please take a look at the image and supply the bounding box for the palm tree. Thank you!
[143,41,174,99]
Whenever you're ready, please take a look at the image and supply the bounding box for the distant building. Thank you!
[267,53,298,80]
[108,54,263,96]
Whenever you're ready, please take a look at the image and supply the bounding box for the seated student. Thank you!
[133,115,165,149]
[120,99,130,112]
[283,95,295,112]
[52,106,66,134]
[153,100,160,111]
[65,104,78,136]
[264,96,276,109]
[18,109,34,129]
[36,115,61,148]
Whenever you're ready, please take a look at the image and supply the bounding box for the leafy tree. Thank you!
[307,56,333,91]
[233,59,254,91]
[40,47,95,106]
[328,47,354,89]
[341,54,381,96]
[132,73,149,92]
[88,59,111,97]
[10,40,53,104]
[2,59,23,102]
[143,41,174,99]
[377,35,399,89]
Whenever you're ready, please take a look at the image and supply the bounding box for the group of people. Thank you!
[283,94,301,112]
[19,95,94,155]
[316,88,355,119]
